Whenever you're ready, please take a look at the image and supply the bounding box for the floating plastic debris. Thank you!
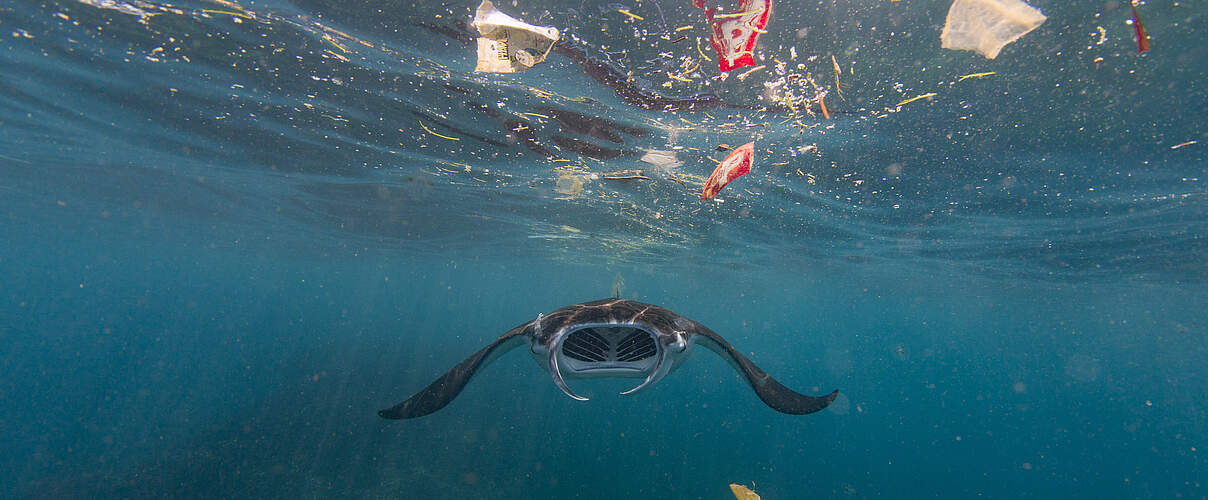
[1129,0,1150,53]
[77,0,152,18]
[601,169,651,180]
[694,0,773,72]
[639,149,683,171]
[957,71,996,81]
[940,0,1046,59]
[471,0,560,73]
[701,142,754,200]
[555,171,586,195]
[729,483,761,500]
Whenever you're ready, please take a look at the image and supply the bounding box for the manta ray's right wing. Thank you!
[692,323,838,415]
[378,321,531,420]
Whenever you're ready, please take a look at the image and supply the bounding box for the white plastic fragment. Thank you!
[940,0,1046,59]
[471,0,560,72]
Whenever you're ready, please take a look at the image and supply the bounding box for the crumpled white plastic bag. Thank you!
[471,0,560,73]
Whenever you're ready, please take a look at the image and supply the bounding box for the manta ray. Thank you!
[379,298,838,419]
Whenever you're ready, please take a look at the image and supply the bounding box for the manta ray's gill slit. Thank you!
[579,328,610,350]
[563,343,604,362]
[562,339,604,359]
[615,328,644,350]
[616,330,657,362]
[564,328,609,362]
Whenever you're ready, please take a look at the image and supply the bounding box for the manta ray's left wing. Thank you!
[378,321,531,420]
[691,323,838,415]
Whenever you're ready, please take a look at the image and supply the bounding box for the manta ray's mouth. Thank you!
[562,326,657,365]
[548,323,671,401]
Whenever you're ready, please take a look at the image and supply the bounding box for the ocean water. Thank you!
[2,0,1206,498]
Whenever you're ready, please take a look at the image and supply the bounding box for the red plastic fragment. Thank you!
[695,0,772,72]
[1130,1,1149,53]
[701,142,754,200]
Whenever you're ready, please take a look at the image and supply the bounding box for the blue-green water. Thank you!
[2,0,1205,498]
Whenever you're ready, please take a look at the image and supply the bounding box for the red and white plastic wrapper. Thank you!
[471,0,560,73]
[701,142,754,200]
[693,0,772,72]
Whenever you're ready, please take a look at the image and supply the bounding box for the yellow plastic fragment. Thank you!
[419,120,460,141]
[1170,140,1198,150]
[696,37,712,61]
[602,169,652,180]
[957,71,996,81]
[324,36,348,53]
[325,26,354,39]
[668,72,693,82]
[323,49,349,62]
[714,10,761,19]
[896,92,937,107]
[528,86,556,98]
[736,64,765,80]
[831,54,846,100]
[617,9,644,21]
[729,484,760,500]
[200,9,253,20]
[522,112,551,119]
[676,25,694,32]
